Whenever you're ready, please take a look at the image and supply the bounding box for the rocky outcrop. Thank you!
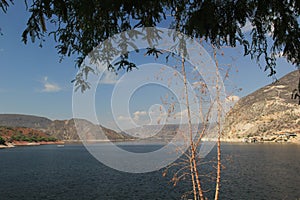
[223,70,300,141]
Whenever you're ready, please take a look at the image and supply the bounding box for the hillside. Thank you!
[0,114,52,129]
[0,114,132,141]
[46,119,132,141]
[0,126,57,143]
[123,124,180,142]
[223,70,300,142]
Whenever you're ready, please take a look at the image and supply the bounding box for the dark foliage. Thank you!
[1,0,299,90]
[0,136,5,145]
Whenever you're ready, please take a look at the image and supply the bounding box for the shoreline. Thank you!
[205,138,300,145]
[1,138,299,149]
[0,141,65,149]
[0,139,134,148]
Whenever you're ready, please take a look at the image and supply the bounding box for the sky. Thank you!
[0,2,297,131]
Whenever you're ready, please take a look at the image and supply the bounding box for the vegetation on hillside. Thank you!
[0,136,5,145]
[0,126,58,143]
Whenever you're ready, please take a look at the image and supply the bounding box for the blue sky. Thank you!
[0,2,297,130]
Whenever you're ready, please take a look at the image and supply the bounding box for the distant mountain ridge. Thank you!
[223,70,300,140]
[122,124,181,142]
[0,114,52,129]
[0,114,203,142]
[123,124,209,142]
[0,114,131,141]
[2,70,300,143]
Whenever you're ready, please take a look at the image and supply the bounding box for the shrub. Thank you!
[0,136,6,145]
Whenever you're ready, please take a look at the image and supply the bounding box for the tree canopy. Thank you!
[0,136,5,145]
[1,0,299,76]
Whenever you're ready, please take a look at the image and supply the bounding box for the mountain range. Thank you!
[0,114,132,141]
[1,70,299,143]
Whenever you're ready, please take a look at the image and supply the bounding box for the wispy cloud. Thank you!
[241,21,253,33]
[41,76,62,92]
[117,110,149,129]
[99,71,119,85]
[133,110,147,121]
[116,108,164,130]
[117,115,131,121]
[94,60,119,85]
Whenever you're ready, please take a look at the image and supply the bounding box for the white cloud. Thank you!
[133,110,147,121]
[116,115,137,130]
[116,106,202,131]
[174,109,188,119]
[241,21,253,33]
[92,59,119,85]
[118,111,150,122]
[117,115,130,121]
[41,76,62,92]
[99,71,119,85]
[116,108,163,130]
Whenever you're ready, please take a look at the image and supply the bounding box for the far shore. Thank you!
[0,141,65,149]
[0,139,135,148]
[203,138,300,145]
[1,138,300,149]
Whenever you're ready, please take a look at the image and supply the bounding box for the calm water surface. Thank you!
[0,143,299,200]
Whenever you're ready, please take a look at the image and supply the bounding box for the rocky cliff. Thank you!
[223,70,300,140]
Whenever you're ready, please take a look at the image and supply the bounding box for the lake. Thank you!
[0,143,299,200]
